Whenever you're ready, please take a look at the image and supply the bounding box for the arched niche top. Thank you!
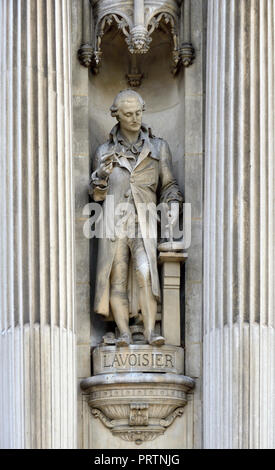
[78,0,195,78]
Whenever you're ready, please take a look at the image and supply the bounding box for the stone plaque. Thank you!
[93,345,184,375]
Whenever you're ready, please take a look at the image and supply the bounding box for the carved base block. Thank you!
[81,372,195,444]
[92,344,184,375]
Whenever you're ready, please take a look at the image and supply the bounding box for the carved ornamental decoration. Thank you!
[78,0,195,79]
[81,373,194,444]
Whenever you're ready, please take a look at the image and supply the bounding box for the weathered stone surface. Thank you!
[204,0,275,449]
[80,0,205,450]
[159,252,188,346]
[81,372,195,445]
[184,155,203,219]
[0,0,208,451]
[79,0,194,76]
[0,0,76,449]
[185,220,202,282]
[75,239,90,284]
[93,345,184,375]
[74,156,90,217]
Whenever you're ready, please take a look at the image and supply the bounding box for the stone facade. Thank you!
[0,0,76,448]
[204,0,275,449]
[0,0,274,450]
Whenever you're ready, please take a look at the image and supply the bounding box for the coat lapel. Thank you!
[133,143,151,171]
[116,154,133,173]
[110,128,158,173]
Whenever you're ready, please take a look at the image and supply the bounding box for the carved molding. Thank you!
[115,429,163,445]
[126,71,143,87]
[78,0,195,77]
[180,42,195,68]
[92,408,115,429]
[81,372,195,445]
[78,43,94,68]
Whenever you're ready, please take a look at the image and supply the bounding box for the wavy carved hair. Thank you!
[110,89,146,118]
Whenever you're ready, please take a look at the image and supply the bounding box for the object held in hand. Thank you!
[102,152,115,163]
[98,152,116,178]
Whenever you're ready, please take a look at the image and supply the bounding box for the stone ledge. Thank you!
[81,372,195,389]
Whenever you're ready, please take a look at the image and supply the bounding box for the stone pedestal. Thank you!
[159,252,188,346]
[82,343,194,446]
[93,344,184,375]
[80,243,193,447]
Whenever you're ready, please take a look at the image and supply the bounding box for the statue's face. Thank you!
[117,98,142,133]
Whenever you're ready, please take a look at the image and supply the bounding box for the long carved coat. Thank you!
[90,123,183,318]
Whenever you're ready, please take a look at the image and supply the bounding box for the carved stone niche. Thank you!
[81,372,194,445]
[78,0,195,79]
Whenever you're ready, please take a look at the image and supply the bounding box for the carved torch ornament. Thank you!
[78,0,195,77]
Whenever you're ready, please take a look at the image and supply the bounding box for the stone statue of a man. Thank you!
[90,90,183,347]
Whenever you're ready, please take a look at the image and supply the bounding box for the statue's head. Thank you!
[110,90,146,134]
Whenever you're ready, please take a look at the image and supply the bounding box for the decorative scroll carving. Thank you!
[81,373,195,444]
[91,403,187,444]
[89,397,188,444]
[160,406,185,427]
[91,408,115,429]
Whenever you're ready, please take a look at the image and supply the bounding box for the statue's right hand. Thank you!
[97,153,115,178]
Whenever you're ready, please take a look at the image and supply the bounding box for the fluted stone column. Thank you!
[0,0,76,448]
[204,0,275,448]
